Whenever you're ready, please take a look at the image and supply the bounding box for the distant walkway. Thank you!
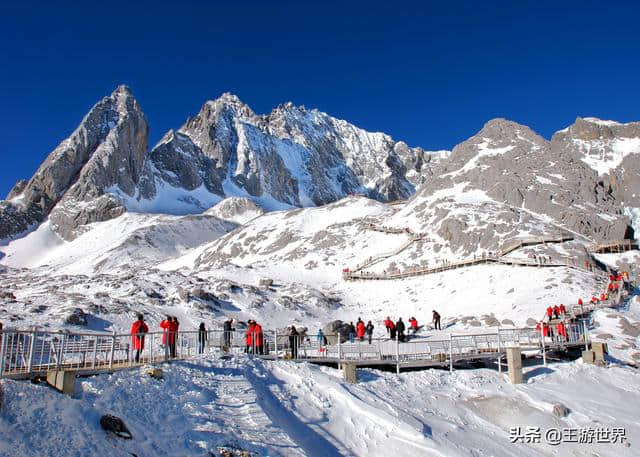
[343,223,589,281]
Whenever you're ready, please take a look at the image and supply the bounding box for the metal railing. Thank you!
[0,322,591,379]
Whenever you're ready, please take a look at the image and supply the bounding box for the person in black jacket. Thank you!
[432,310,441,330]
[223,319,234,348]
[289,326,299,359]
[395,318,406,342]
[365,321,374,344]
[198,322,207,354]
[347,322,356,343]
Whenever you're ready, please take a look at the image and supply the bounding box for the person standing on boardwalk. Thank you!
[245,320,255,353]
[253,321,264,355]
[168,317,179,358]
[289,325,299,359]
[365,321,374,344]
[356,318,365,341]
[160,315,171,358]
[198,322,207,354]
[396,317,406,342]
[432,310,441,330]
[130,313,149,363]
[408,317,419,333]
[384,316,394,336]
[348,322,356,343]
[223,318,234,349]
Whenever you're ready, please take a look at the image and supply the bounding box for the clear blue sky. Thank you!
[1,0,639,197]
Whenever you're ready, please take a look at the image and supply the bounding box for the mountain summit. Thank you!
[1,88,443,241]
[2,87,640,244]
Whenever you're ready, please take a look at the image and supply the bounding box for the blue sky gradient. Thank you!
[1,0,639,196]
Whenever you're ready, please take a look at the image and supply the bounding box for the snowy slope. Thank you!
[0,212,236,274]
[1,355,638,457]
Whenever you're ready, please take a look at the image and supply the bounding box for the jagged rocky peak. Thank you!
[412,116,632,244]
[0,85,149,241]
[553,117,640,142]
[551,117,640,179]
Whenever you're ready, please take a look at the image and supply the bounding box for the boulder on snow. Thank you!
[191,288,218,302]
[552,403,570,418]
[618,317,640,337]
[64,308,88,326]
[258,278,274,288]
[501,319,515,326]
[146,368,164,380]
[100,414,132,439]
[0,291,16,301]
[322,320,350,344]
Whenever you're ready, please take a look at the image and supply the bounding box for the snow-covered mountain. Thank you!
[2,87,640,457]
[1,86,446,242]
[2,85,640,351]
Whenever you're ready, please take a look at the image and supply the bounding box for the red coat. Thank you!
[553,305,560,315]
[356,321,365,338]
[543,324,550,337]
[578,298,583,306]
[559,304,566,314]
[600,293,606,301]
[168,320,179,345]
[556,322,566,337]
[246,324,255,345]
[613,283,619,290]
[546,307,553,317]
[409,318,418,328]
[131,321,149,350]
[160,319,170,345]
[252,324,264,346]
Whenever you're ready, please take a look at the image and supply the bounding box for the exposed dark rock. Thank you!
[100,414,132,439]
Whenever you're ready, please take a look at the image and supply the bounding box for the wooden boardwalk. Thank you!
[343,225,587,281]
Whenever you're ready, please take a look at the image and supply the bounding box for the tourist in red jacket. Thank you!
[559,304,566,315]
[246,320,255,353]
[552,305,560,319]
[168,317,179,358]
[160,316,171,347]
[131,313,149,363]
[546,306,553,320]
[408,317,419,333]
[384,317,394,336]
[577,298,583,306]
[252,321,264,355]
[556,322,567,341]
[356,318,365,341]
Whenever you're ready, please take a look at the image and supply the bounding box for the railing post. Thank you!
[27,328,37,374]
[109,331,116,369]
[540,323,547,367]
[92,335,98,368]
[497,329,502,373]
[338,333,342,369]
[583,320,589,351]
[449,334,453,373]
[395,331,400,375]
[57,333,66,370]
[274,329,278,360]
[0,330,7,377]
